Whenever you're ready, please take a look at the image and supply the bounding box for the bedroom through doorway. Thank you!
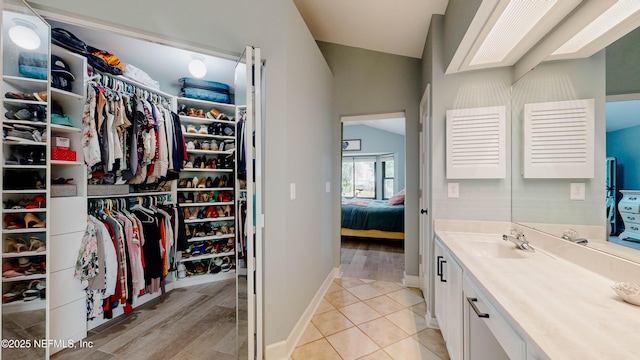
[340,113,406,283]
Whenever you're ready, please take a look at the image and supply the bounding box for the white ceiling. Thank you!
[344,117,405,136]
[292,0,449,58]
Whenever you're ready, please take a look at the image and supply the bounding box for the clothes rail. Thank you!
[90,70,173,106]
[87,191,173,200]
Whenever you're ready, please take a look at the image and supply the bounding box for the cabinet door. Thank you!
[446,251,463,360]
[434,238,447,336]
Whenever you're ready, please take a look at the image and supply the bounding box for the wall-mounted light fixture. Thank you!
[8,18,41,50]
[188,54,207,78]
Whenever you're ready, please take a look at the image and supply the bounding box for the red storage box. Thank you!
[52,148,77,161]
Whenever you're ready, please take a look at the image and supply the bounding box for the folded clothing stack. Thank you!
[18,52,76,92]
[180,77,231,103]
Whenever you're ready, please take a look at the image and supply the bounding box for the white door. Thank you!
[235,46,264,360]
[419,85,432,294]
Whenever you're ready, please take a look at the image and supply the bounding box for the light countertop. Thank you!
[436,229,640,360]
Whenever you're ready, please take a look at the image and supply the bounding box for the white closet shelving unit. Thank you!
[175,97,238,287]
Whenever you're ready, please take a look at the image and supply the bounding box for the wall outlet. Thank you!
[290,183,296,200]
[326,181,331,193]
[448,183,459,198]
[570,183,585,200]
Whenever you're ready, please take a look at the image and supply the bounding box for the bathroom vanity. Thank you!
[433,220,640,360]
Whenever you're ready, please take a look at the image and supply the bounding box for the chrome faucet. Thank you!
[502,230,535,252]
[562,229,588,245]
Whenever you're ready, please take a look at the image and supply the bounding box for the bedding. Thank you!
[341,199,404,233]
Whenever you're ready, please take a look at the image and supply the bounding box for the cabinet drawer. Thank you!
[50,197,87,235]
[464,275,525,360]
[621,213,640,223]
[624,223,640,233]
[50,299,87,354]
[50,267,85,308]
[50,232,84,272]
[618,202,640,214]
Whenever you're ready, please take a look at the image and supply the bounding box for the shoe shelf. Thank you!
[2,190,47,195]
[3,165,46,170]
[2,251,45,259]
[179,250,235,263]
[187,233,235,243]
[50,160,84,166]
[2,298,45,314]
[183,133,235,141]
[186,149,234,155]
[2,75,48,88]
[2,273,46,283]
[2,119,47,127]
[51,87,84,101]
[179,116,236,125]
[2,208,46,214]
[2,228,46,235]
[184,216,235,224]
[3,98,47,107]
[177,187,234,192]
[181,168,233,173]
[179,201,234,207]
[177,97,236,114]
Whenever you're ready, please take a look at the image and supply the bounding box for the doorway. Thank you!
[339,112,406,283]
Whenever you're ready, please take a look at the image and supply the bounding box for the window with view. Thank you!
[342,157,376,198]
[382,155,395,199]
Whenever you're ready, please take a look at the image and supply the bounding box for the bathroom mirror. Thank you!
[511,25,640,264]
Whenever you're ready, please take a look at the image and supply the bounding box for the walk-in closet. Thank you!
[1,1,263,358]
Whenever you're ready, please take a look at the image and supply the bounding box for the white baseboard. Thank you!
[265,267,340,360]
[404,273,420,287]
[426,310,440,329]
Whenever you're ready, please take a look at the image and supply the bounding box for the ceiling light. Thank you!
[551,0,640,57]
[470,1,558,66]
[8,19,41,50]
[188,55,207,78]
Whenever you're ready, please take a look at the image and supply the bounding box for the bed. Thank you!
[341,198,404,240]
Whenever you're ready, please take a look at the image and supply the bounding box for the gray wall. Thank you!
[442,0,483,72]
[317,41,422,277]
[343,124,406,197]
[429,16,513,223]
[511,54,606,227]
[29,0,335,348]
[606,26,640,96]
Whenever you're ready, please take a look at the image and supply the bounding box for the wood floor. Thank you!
[340,236,405,283]
[52,277,245,360]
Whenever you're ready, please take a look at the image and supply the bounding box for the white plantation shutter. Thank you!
[446,106,506,179]
[524,99,594,178]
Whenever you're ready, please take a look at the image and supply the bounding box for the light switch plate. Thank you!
[448,183,459,198]
[290,183,296,200]
[570,183,585,200]
[326,182,331,193]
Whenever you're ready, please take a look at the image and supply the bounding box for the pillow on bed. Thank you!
[388,189,405,205]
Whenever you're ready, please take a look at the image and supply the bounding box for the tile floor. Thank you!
[291,277,449,360]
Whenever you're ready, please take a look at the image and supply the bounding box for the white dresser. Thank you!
[618,190,640,242]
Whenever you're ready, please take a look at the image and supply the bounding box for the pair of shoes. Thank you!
[201,141,210,150]
[196,177,207,188]
[24,213,45,228]
[5,237,28,252]
[209,108,229,120]
[186,124,197,133]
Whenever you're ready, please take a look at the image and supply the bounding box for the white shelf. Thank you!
[184,216,234,224]
[2,273,46,283]
[2,98,47,106]
[2,208,47,214]
[3,190,47,195]
[2,75,48,87]
[50,124,82,133]
[177,97,236,113]
[2,297,45,314]
[179,115,236,125]
[2,228,47,235]
[50,160,83,166]
[177,187,234,192]
[183,133,235,140]
[3,250,46,258]
[3,164,46,169]
[181,168,233,173]
[179,201,234,207]
[187,234,235,243]
[87,191,172,199]
[51,87,84,101]
[186,149,234,155]
[2,119,47,127]
[179,251,235,263]
[173,270,236,288]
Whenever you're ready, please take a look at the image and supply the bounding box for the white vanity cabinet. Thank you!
[435,236,528,360]
[618,190,640,241]
[434,237,463,360]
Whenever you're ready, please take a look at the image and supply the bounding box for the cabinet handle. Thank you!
[436,256,443,276]
[624,206,632,211]
[467,297,490,318]
[630,197,637,200]
[628,217,636,221]
[439,259,447,283]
